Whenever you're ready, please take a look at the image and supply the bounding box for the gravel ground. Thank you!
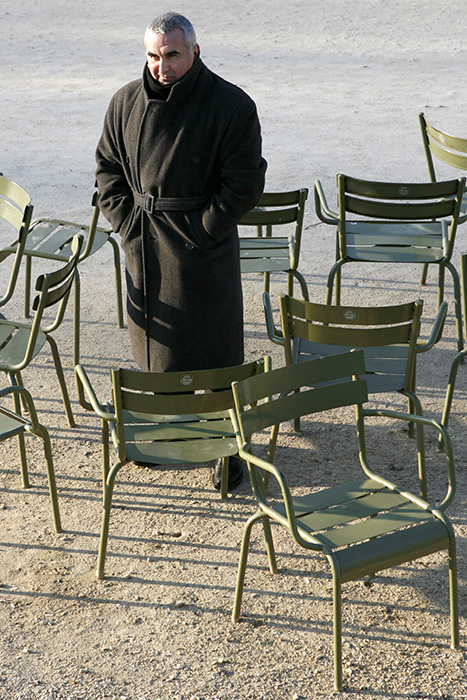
[1,1,467,698]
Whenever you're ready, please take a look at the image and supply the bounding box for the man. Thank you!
[95,12,266,490]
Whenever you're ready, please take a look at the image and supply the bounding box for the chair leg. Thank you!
[447,526,460,649]
[36,424,62,532]
[232,510,268,622]
[107,236,125,329]
[220,456,229,499]
[24,255,33,318]
[402,389,427,498]
[17,430,29,489]
[97,460,125,579]
[46,336,75,427]
[326,261,344,305]
[73,270,81,367]
[261,517,277,574]
[445,261,463,353]
[332,564,343,691]
[420,262,429,286]
[438,349,467,450]
[102,420,110,499]
[8,384,29,487]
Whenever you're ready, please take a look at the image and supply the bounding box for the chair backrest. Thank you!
[419,112,467,180]
[110,358,269,464]
[279,294,423,394]
[231,351,368,499]
[336,173,465,259]
[239,189,308,270]
[79,189,111,261]
[0,174,34,305]
[29,233,83,338]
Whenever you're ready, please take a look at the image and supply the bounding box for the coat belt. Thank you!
[133,191,211,214]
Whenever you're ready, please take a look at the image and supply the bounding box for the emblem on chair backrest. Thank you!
[180,374,194,386]
[343,309,357,321]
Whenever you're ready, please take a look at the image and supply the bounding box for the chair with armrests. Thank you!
[0,384,61,532]
[229,351,458,691]
[263,292,447,496]
[239,189,309,300]
[0,188,124,365]
[74,357,269,578]
[0,174,34,310]
[314,175,465,351]
[419,112,467,223]
[419,112,467,286]
[0,234,83,427]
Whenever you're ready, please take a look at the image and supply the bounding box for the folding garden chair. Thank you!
[229,351,458,691]
[0,234,83,427]
[75,358,268,578]
[0,384,61,531]
[239,189,309,299]
[314,175,465,351]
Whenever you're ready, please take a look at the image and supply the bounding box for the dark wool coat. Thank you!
[96,57,267,372]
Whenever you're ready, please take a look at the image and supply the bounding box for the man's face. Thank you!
[145,28,199,85]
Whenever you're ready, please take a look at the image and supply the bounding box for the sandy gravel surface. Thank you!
[1,1,467,698]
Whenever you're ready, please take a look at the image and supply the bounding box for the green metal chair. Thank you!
[314,175,466,352]
[229,351,459,691]
[75,357,268,579]
[263,293,447,496]
[419,112,467,224]
[0,174,34,310]
[0,234,83,427]
[0,385,61,532]
[0,189,124,365]
[239,189,309,299]
[419,112,467,287]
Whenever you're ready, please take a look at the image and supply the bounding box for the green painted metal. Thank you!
[314,172,465,352]
[75,357,269,579]
[0,175,33,305]
[0,234,83,428]
[0,189,124,365]
[239,188,309,298]
[0,385,61,532]
[230,352,458,691]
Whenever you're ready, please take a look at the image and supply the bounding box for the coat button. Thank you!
[186,242,194,250]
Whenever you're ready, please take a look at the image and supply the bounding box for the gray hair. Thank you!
[147,12,197,52]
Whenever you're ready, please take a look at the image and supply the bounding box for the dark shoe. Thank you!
[212,456,244,491]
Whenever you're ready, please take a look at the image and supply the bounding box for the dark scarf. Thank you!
[144,55,200,101]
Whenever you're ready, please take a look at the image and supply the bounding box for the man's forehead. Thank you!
[145,28,186,51]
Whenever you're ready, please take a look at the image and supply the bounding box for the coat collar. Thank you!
[142,56,204,105]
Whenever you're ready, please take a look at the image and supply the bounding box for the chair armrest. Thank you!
[262,293,285,346]
[314,180,339,225]
[75,364,116,421]
[361,406,455,511]
[417,301,448,353]
[0,385,40,430]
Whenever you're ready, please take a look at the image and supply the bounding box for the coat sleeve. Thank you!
[95,94,134,234]
[201,96,267,241]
